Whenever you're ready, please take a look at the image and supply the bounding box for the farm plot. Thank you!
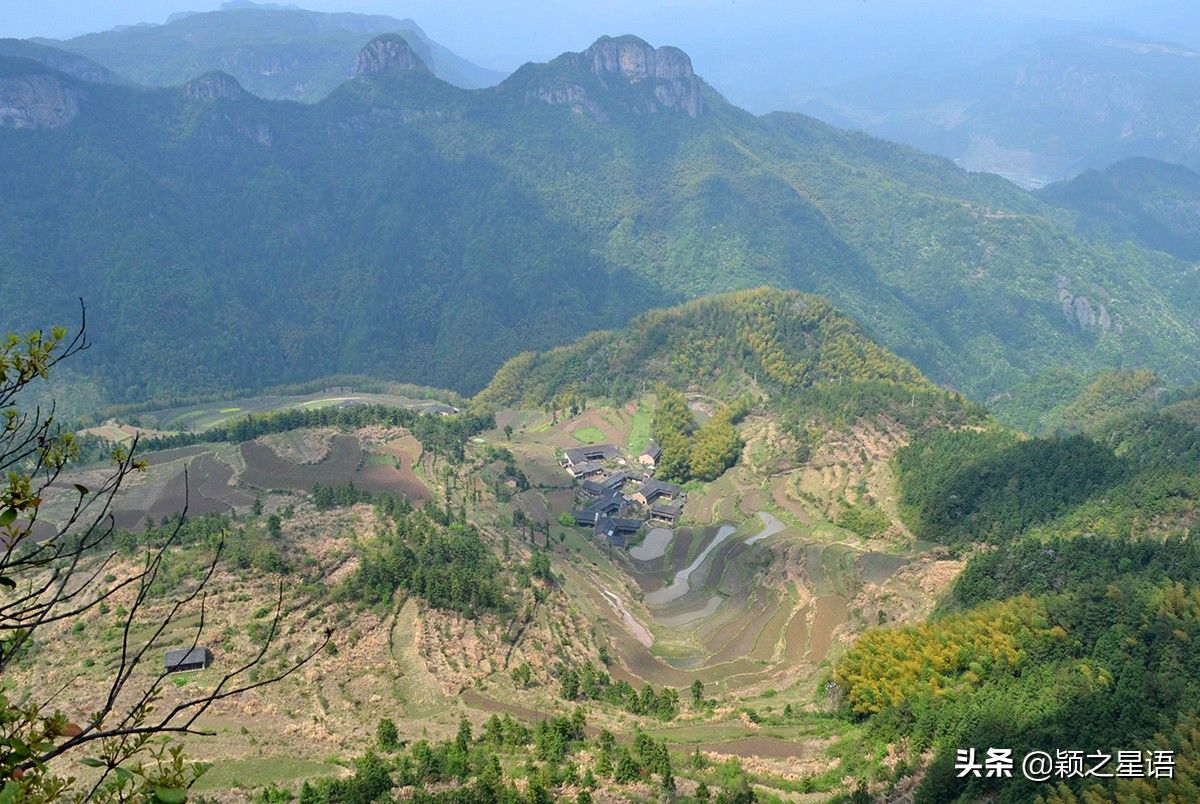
[629,527,673,562]
[644,526,736,606]
[148,452,251,520]
[859,552,908,584]
[360,437,430,501]
[807,595,849,663]
[240,435,364,491]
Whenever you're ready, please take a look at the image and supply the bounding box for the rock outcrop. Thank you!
[354,34,429,79]
[518,35,705,120]
[0,73,78,129]
[182,71,246,101]
[1055,275,1119,333]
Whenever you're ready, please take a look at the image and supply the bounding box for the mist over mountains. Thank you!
[10,1,1200,187]
[31,2,504,100]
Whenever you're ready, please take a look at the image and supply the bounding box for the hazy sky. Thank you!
[4,0,1194,76]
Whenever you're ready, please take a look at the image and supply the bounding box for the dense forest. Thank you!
[1038,157,1200,262]
[480,289,927,406]
[480,289,989,445]
[4,35,1200,404]
[341,500,509,617]
[838,393,1200,801]
[649,387,743,484]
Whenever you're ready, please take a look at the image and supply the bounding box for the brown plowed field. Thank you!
[240,434,363,491]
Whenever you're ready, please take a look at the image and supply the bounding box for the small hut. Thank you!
[165,647,213,673]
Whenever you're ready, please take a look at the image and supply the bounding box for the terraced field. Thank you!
[42,428,432,532]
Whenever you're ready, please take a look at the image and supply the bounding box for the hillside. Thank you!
[479,289,925,405]
[10,287,994,801]
[1038,157,1200,261]
[0,38,127,85]
[804,33,1200,187]
[834,385,1200,801]
[3,34,1200,405]
[34,2,503,99]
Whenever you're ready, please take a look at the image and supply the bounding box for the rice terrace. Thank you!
[16,359,974,801]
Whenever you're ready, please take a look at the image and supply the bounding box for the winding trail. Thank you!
[645,525,736,606]
[600,589,654,647]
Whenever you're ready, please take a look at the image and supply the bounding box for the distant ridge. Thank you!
[1038,158,1200,261]
[33,2,504,100]
[1,35,1199,403]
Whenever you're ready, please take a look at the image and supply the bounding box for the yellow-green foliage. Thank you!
[689,410,741,482]
[476,288,928,408]
[834,596,1056,716]
[1049,369,1163,434]
[650,386,742,483]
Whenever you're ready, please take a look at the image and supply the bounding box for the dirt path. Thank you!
[600,589,654,647]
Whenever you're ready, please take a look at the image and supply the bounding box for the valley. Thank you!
[7,290,987,801]
[24,390,956,801]
[5,4,1200,802]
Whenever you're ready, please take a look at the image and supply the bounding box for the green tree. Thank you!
[689,409,742,481]
[377,719,399,751]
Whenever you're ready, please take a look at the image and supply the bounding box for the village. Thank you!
[561,441,686,548]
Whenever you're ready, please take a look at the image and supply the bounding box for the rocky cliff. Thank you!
[0,70,78,129]
[182,71,246,101]
[355,34,430,79]
[513,35,705,120]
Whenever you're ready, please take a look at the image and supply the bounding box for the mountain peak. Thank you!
[507,34,705,120]
[182,71,245,101]
[355,34,429,79]
[582,35,696,85]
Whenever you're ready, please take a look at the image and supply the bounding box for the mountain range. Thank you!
[30,1,503,100]
[1039,157,1200,261]
[801,33,1200,188]
[3,32,1199,407]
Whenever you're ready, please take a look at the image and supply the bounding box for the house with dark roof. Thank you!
[593,516,643,547]
[566,459,605,479]
[563,444,619,469]
[572,488,626,525]
[165,646,212,673]
[630,478,682,506]
[650,501,683,524]
[639,442,661,470]
[599,471,632,491]
[579,479,606,498]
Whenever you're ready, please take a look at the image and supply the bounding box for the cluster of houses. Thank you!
[562,442,684,548]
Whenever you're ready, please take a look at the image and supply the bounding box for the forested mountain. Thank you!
[481,287,929,406]
[3,33,1199,403]
[804,33,1200,187]
[1038,157,1200,261]
[0,38,128,85]
[841,387,1200,801]
[33,1,503,99]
